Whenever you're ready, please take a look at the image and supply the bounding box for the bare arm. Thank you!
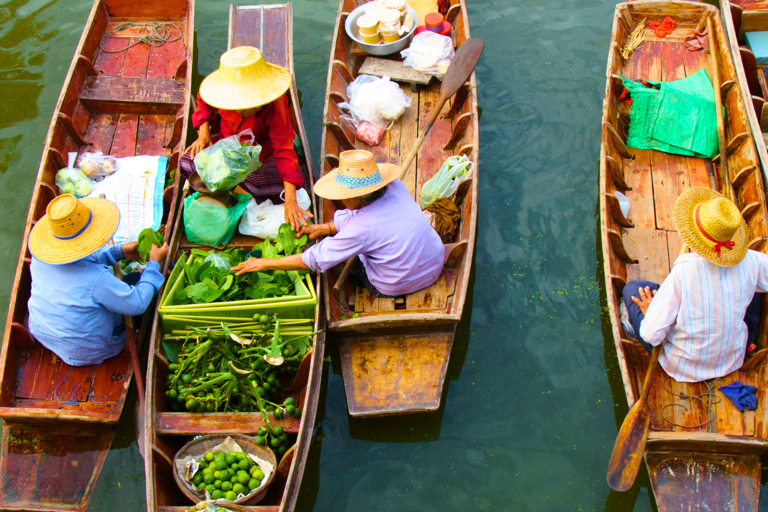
[231,253,309,275]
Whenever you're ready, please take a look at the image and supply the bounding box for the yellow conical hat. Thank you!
[199,46,292,110]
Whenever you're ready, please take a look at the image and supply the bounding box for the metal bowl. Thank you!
[345,5,418,56]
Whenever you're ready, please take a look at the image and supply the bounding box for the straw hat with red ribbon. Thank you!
[28,194,119,265]
[673,187,748,267]
[199,46,292,111]
[313,150,401,200]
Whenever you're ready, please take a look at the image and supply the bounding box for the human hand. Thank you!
[122,241,140,260]
[231,258,265,276]
[149,243,169,264]
[184,132,212,159]
[631,286,657,316]
[284,196,313,232]
[297,223,327,240]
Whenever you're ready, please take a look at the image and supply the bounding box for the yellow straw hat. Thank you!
[28,194,119,265]
[313,150,401,200]
[199,46,292,110]
[673,187,748,267]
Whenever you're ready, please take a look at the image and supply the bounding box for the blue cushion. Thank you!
[745,31,768,66]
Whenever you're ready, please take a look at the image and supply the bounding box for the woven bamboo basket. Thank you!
[173,433,277,506]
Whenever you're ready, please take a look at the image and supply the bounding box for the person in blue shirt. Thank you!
[26,194,168,366]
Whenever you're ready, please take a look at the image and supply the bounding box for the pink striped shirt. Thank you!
[639,250,768,382]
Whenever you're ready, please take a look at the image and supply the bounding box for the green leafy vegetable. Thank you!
[194,136,262,192]
[138,228,165,261]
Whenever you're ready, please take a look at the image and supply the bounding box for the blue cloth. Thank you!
[746,31,768,66]
[28,245,164,366]
[718,381,758,412]
[623,280,761,356]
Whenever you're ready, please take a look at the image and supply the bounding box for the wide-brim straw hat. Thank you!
[28,194,119,265]
[199,46,292,110]
[314,150,401,200]
[673,187,748,267]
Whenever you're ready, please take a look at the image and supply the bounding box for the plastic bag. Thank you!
[56,152,92,198]
[339,75,411,145]
[77,151,118,179]
[194,129,262,192]
[614,191,630,218]
[183,192,250,247]
[239,188,311,239]
[420,155,473,209]
[401,32,455,76]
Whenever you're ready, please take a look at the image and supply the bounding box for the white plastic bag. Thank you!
[339,75,412,145]
[77,151,118,179]
[401,32,455,76]
[56,152,92,198]
[614,191,630,218]
[194,129,262,192]
[238,188,312,239]
[420,155,473,209]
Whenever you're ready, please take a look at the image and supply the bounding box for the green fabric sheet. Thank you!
[623,69,718,158]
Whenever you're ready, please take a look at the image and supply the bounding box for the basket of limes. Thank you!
[173,434,277,505]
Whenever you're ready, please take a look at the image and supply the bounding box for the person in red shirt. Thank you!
[180,46,312,230]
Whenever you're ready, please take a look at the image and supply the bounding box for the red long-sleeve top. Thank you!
[191,93,304,188]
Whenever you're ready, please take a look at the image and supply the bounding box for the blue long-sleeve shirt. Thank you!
[28,245,164,366]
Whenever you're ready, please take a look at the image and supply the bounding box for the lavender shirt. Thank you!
[302,179,444,296]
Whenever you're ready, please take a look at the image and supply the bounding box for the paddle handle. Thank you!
[333,256,358,293]
[399,97,446,179]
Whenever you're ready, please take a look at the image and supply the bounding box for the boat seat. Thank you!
[79,76,185,115]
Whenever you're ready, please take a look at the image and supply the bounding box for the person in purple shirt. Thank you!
[27,194,168,366]
[232,150,444,297]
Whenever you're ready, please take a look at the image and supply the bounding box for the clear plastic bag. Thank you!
[339,75,411,146]
[56,152,92,198]
[401,32,455,76]
[420,155,473,209]
[239,187,312,239]
[193,129,262,192]
[76,151,118,179]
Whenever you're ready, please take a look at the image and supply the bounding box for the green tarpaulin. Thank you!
[622,69,718,158]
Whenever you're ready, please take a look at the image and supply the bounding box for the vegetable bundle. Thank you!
[172,223,309,305]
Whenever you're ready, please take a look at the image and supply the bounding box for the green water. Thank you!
[2,0,758,510]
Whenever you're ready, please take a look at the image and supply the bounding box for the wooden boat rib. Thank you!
[320,0,478,417]
[0,0,193,509]
[143,4,325,511]
[601,2,768,510]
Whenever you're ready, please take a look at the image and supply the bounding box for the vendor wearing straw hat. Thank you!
[231,150,444,297]
[622,188,768,383]
[182,46,312,231]
[26,194,168,366]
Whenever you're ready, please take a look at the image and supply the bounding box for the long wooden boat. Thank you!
[319,0,478,417]
[142,4,325,511]
[718,0,768,180]
[601,2,768,510]
[0,0,193,509]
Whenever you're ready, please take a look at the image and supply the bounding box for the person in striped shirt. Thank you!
[622,187,768,383]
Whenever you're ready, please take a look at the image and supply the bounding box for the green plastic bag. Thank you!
[183,192,250,247]
[622,69,718,158]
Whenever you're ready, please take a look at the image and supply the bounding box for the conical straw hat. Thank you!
[199,46,292,110]
[313,150,401,200]
[28,194,120,265]
[673,187,748,267]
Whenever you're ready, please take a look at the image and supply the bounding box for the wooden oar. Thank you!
[100,194,145,408]
[332,38,485,293]
[606,243,686,491]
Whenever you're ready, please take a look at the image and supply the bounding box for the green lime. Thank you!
[255,436,266,446]
[235,451,246,461]
[250,467,264,480]
[230,475,238,484]
[261,322,269,331]
[248,478,260,490]
[215,460,227,471]
[216,451,226,460]
[284,397,295,405]
[214,479,222,489]
[259,314,269,324]
[198,461,207,470]
[225,454,237,466]
[205,484,216,493]
[192,474,203,486]
[233,483,245,495]
[285,405,295,415]
[279,433,288,443]
[211,489,223,500]
[236,469,248,477]
[213,471,220,480]
[202,468,213,475]
[273,426,284,436]
[269,437,281,449]
[185,398,198,411]
[225,491,237,501]
[238,472,250,485]
[273,408,283,419]
[203,473,214,485]
[221,480,233,492]
[182,374,193,384]
[206,403,215,413]
[257,427,268,437]
[238,460,251,471]
[168,389,177,400]
[168,363,179,371]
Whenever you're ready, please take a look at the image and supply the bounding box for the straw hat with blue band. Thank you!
[28,194,120,265]
[313,150,401,200]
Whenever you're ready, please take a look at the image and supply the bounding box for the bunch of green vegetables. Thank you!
[172,223,309,305]
[163,316,313,421]
[119,228,165,272]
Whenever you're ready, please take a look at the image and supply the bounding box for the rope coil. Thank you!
[100,22,183,54]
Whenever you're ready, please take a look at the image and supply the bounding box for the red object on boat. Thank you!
[414,20,452,36]
[425,12,444,32]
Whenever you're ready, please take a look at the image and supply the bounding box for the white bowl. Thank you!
[345,5,418,56]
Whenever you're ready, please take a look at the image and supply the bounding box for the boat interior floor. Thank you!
[611,28,768,436]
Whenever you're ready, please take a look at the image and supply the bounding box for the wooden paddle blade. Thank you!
[606,398,652,492]
[439,38,485,99]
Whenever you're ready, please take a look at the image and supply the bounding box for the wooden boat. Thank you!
[0,0,193,510]
[718,0,768,180]
[319,0,478,417]
[601,2,768,510]
[142,3,325,511]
